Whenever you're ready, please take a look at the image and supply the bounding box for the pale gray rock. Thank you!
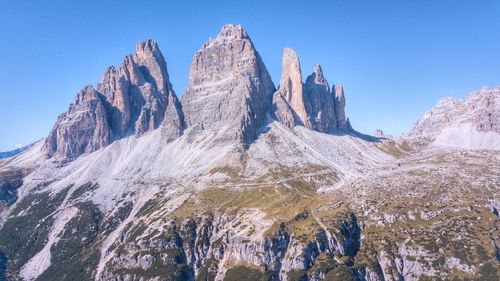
[45,39,184,161]
[44,86,111,161]
[181,24,275,146]
[410,86,500,137]
[305,64,337,132]
[274,48,311,128]
[97,39,184,138]
[272,91,298,128]
[272,48,350,133]
[333,84,348,130]
[464,86,500,133]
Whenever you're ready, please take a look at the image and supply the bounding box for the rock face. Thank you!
[100,210,361,281]
[410,87,500,137]
[45,86,111,161]
[333,85,349,130]
[97,39,184,139]
[181,24,275,146]
[44,27,354,161]
[273,48,311,128]
[409,86,500,149]
[272,48,350,133]
[44,40,184,161]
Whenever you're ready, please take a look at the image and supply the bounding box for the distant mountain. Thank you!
[0,142,36,159]
[0,24,498,281]
[410,86,500,149]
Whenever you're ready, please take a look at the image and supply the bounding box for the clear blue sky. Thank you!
[1,0,499,151]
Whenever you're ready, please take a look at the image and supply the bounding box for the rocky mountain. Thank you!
[409,86,500,149]
[44,39,184,161]
[272,48,350,133]
[0,24,499,281]
[182,24,275,146]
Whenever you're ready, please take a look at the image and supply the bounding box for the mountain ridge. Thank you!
[43,24,353,163]
[409,86,500,150]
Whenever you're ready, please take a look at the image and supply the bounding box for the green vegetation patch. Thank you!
[224,265,269,281]
[0,186,70,273]
[36,201,102,281]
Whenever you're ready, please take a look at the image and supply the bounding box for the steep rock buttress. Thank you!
[181,24,276,146]
[272,48,350,133]
[44,40,184,161]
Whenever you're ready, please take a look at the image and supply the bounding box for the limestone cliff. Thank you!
[44,40,184,161]
[181,24,275,146]
[273,48,350,133]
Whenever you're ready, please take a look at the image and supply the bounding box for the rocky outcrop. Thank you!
[181,24,275,146]
[102,210,361,281]
[410,86,500,137]
[44,86,111,161]
[97,39,184,139]
[333,85,349,130]
[306,64,336,132]
[273,48,311,128]
[44,40,184,161]
[409,86,500,149]
[44,26,357,161]
[272,48,350,133]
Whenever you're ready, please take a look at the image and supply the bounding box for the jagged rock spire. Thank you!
[273,48,349,133]
[275,48,311,128]
[44,25,352,162]
[97,39,183,137]
[45,40,184,161]
[306,64,328,88]
[333,84,348,130]
[182,24,275,145]
[134,39,170,94]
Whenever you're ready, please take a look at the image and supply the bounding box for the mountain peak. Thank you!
[334,84,344,98]
[281,48,302,83]
[273,48,349,133]
[182,24,274,145]
[200,24,250,49]
[306,64,328,87]
[75,85,99,104]
[45,39,184,161]
[44,85,110,161]
[217,24,248,40]
[313,64,324,79]
[136,39,158,52]
[134,39,162,62]
[276,48,309,127]
[410,86,500,149]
